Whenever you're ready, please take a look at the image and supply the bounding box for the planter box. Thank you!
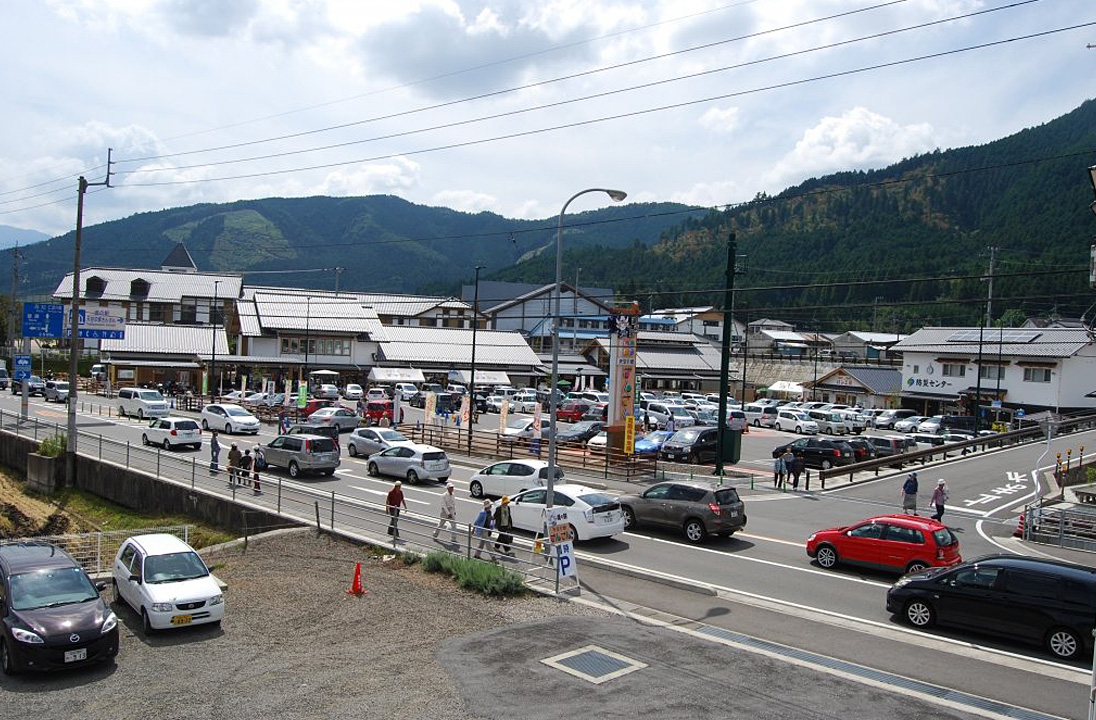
[26,453,63,494]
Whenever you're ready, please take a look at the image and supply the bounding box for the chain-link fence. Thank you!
[1,526,190,577]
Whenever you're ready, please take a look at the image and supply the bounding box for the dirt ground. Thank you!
[0,468,87,538]
[0,528,605,720]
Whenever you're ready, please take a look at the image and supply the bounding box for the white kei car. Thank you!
[507,483,626,541]
[142,417,203,451]
[467,459,564,499]
[200,403,260,434]
[112,533,224,633]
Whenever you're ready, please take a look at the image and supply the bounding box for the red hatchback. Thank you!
[806,514,961,575]
[556,400,591,423]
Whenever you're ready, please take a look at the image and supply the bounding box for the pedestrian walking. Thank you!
[279,411,291,435]
[773,453,786,488]
[790,454,804,490]
[432,482,459,543]
[227,443,241,486]
[643,410,652,432]
[931,479,949,521]
[379,414,391,428]
[252,443,263,494]
[780,448,795,489]
[209,430,221,474]
[472,499,494,559]
[902,472,919,515]
[493,496,515,556]
[386,480,407,540]
[239,449,254,487]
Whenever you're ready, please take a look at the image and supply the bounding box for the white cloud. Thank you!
[670,180,743,209]
[766,107,938,187]
[431,189,498,213]
[315,159,421,196]
[698,106,739,134]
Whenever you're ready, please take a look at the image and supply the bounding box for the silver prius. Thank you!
[366,443,450,484]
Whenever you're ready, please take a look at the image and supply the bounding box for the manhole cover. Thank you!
[540,645,647,684]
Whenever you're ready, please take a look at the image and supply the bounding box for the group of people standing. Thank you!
[207,430,261,494]
[772,449,810,491]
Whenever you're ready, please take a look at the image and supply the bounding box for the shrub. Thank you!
[422,550,526,597]
[38,434,66,458]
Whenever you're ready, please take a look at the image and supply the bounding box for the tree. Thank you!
[996,308,1026,328]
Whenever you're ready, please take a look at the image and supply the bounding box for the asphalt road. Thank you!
[5,391,1095,719]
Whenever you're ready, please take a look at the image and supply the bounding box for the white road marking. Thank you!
[347,485,429,505]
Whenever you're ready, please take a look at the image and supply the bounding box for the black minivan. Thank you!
[886,554,1096,660]
[0,541,119,674]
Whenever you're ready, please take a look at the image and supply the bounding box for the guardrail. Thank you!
[1020,504,1096,553]
[819,411,1096,486]
[0,411,574,592]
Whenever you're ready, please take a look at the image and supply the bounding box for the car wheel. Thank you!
[202,419,209,430]
[226,424,233,434]
[821,459,833,470]
[753,419,760,427]
[469,480,484,498]
[118,406,126,417]
[568,524,579,542]
[163,439,171,451]
[684,518,707,544]
[348,444,358,457]
[288,461,300,478]
[142,608,155,635]
[1046,627,1083,660]
[904,599,935,628]
[367,461,379,477]
[905,560,930,574]
[0,638,16,676]
[142,433,150,446]
[795,425,802,434]
[622,506,637,529]
[406,469,420,485]
[815,544,838,569]
[113,579,125,606]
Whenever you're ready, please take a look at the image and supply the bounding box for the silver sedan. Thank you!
[346,427,413,457]
[366,444,450,484]
[307,406,361,432]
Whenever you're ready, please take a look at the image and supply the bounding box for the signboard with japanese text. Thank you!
[624,415,635,455]
[607,303,640,425]
[65,308,126,339]
[555,542,577,579]
[498,395,509,432]
[22,303,64,338]
[530,402,543,458]
[546,508,570,544]
[297,381,307,408]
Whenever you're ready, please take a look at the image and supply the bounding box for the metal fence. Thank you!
[1020,503,1096,553]
[1,526,190,577]
[0,409,573,592]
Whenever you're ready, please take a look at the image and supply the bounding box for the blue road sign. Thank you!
[13,354,31,380]
[1017,408,1026,419]
[22,302,65,338]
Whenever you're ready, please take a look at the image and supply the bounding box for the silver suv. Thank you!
[258,434,340,478]
[617,481,746,544]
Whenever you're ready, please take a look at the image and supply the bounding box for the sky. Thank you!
[1,0,1093,239]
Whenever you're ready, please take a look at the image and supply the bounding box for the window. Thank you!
[129,278,150,297]
[979,365,1004,380]
[518,489,547,505]
[1023,367,1051,383]
[210,301,224,326]
[85,276,106,295]
[1003,571,1059,600]
[119,544,137,572]
[149,303,166,323]
[912,365,919,374]
[941,363,966,377]
[952,566,999,589]
[882,525,924,544]
[667,485,706,502]
[180,297,198,324]
[643,484,672,499]
[848,523,884,539]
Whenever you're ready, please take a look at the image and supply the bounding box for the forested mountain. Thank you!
[0,225,49,250]
[11,197,698,297]
[494,99,1096,331]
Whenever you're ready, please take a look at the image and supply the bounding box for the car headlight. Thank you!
[11,627,44,644]
[892,577,913,588]
[101,611,118,634]
[807,533,816,543]
[209,594,224,606]
[151,602,174,612]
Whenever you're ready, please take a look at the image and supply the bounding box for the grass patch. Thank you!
[54,488,234,549]
[38,434,66,458]
[423,550,526,597]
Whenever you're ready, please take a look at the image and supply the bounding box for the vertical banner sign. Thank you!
[460,395,471,426]
[284,379,293,406]
[201,371,209,396]
[393,395,402,426]
[531,402,543,457]
[624,415,635,455]
[425,392,437,424]
[297,381,307,409]
[607,303,640,425]
[499,395,509,432]
[556,542,577,579]
[240,375,247,393]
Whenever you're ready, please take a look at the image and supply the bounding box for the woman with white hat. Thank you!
[931,479,949,521]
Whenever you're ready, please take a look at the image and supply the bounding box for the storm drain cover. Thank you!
[540,645,647,684]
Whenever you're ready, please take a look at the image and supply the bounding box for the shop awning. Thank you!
[369,367,426,383]
[447,369,511,385]
[768,380,805,394]
[309,369,340,376]
[900,390,957,400]
[108,359,201,369]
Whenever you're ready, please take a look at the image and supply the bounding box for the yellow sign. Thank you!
[624,415,635,455]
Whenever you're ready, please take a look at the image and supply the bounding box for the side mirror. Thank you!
[129,573,140,584]
[95,581,108,592]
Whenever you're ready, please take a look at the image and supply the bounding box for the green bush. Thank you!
[1087,466,1096,483]
[37,434,66,458]
[422,550,526,597]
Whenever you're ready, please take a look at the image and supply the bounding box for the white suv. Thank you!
[142,417,203,450]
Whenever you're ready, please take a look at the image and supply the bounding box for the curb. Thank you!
[578,554,717,597]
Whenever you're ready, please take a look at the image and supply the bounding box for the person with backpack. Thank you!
[472,499,494,560]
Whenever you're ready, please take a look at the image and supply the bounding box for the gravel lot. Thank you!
[0,529,605,720]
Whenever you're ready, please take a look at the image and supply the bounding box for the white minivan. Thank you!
[394,382,418,401]
[117,387,170,419]
[743,403,778,428]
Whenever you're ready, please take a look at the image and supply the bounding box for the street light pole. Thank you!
[210,280,222,400]
[546,188,626,510]
[467,265,483,455]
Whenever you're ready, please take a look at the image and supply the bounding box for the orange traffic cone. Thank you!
[346,562,367,596]
[1013,512,1025,538]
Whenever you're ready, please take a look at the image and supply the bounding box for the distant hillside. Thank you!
[0,225,49,250]
[10,197,698,298]
[493,99,1096,330]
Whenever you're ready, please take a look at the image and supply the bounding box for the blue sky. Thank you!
[1,0,1093,238]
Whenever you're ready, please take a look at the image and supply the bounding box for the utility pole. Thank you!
[67,151,112,485]
[10,244,28,421]
[334,267,344,293]
[985,246,997,327]
[715,234,737,477]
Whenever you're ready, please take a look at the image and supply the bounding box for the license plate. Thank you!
[728,509,739,517]
[426,462,445,470]
[171,615,192,626]
[64,648,87,663]
[666,454,676,460]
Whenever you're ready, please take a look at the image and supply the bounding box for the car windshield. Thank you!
[933,528,958,547]
[422,452,447,461]
[138,390,164,401]
[144,551,209,583]
[308,438,337,453]
[175,421,200,431]
[54,382,69,390]
[378,430,407,441]
[10,567,100,611]
[226,407,253,417]
[674,428,702,442]
[640,431,673,443]
[714,488,741,505]
[578,492,615,508]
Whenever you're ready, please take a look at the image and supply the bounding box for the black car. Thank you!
[661,427,720,464]
[0,541,119,674]
[842,438,878,463]
[555,421,605,445]
[10,375,45,396]
[771,438,855,470]
[886,554,1096,660]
